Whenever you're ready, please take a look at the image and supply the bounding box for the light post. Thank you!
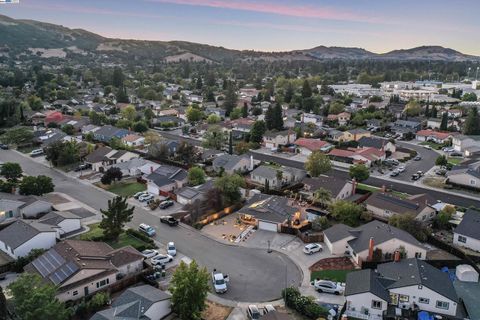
[467,67,472,80]
[476,67,479,81]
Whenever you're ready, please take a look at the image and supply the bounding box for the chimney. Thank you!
[150,166,154,173]
[368,237,374,261]
[351,178,357,195]
[381,185,387,192]
[394,250,401,262]
[250,155,254,171]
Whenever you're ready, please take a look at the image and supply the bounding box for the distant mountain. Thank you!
[0,14,478,62]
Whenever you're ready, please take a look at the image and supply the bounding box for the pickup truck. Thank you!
[211,270,228,293]
[160,216,179,226]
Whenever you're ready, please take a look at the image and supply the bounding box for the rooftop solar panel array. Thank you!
[31,249,65,277]
[48,261,79,285]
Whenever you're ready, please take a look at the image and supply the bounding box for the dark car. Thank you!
[74,163,92,172]
[159,200,174,210]
[0,144,8,150]
[390,171,399,177]
[413,155,422,161]
[411,174,420,181]
[160,215,179,226]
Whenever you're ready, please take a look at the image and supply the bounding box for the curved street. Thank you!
[0,150,302,302]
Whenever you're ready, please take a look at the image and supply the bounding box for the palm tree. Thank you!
[313,187,332,208]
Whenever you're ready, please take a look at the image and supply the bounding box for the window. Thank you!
[72,290,78,296]
[415,252,422,258]
[458,235,467,243]
[96,278,109,288]
[399,295,409,302]
[371,300,382,309]
[470,180,476,186]
[419,297,429,304]
[436,301,449,310]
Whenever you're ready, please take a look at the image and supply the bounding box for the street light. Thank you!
[476,67,479,81]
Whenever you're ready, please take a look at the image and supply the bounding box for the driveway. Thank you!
[0,150,302,303]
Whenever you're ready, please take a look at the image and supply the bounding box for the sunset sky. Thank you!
[2,0,479,55]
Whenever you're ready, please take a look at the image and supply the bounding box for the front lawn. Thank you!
[78,223,153,250]
[98,181,146,197]
[357,183,409,199]
[419,141,443,150]
[448,157,463,166]
[310,269,352,282]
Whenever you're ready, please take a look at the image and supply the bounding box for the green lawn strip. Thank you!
[78,223,150,250]
[310,269,352,282]
[104,181,146,197]
[357,183,410,198]
[447,158,462,165]
[419,141,442,150]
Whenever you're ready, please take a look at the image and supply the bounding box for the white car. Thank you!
[303,243,323,255]
[30,149,44,157]
[263,305,276,314]
[139,194,154,202]
[311,279,345,295]
[443,147,455,153]
[141,249,159,259]
[133,191,149,199]
[247,305,261,320]
[150,254,173,265]
[397,166,406,172]
[167,242,176,256]
[212,271,228,293]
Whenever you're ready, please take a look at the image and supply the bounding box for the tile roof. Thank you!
[294,138,330,151]
[416,129,455,140]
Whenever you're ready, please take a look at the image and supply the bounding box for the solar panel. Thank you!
[32,249,65,277]
[49,261,78,285]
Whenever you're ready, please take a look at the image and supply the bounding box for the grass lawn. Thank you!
[357,183,409,199]
[310,269,352,282]
[419,141,442,150]
[448,157,463,165]
[78,223,152,250]
[102,181,146,197]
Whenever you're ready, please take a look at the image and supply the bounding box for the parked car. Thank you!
[311,279,345,295]
[443,147,455,152]
[423,145,432,150]
[397,166,406,172]
[303,243,323,255]
[0,144,9,150]
[247,305,261,320]
[134,191,149,199]
[159,200,174,209]
[411,174,420,181]
[30,149,44,157]
[263,305,276,314]
[450,152,463,157]
[74,163,91,172]
[141,249,159,259]
[414,155,422,161]
[138,223,156,237]
[212,270,228,293]
[150,254,173,265]
[435,169,447,176]
[417,170,424,176]
[139,194,154,202]
[390,171,399,177]
[167,242,176,256]
[160,215,179,226]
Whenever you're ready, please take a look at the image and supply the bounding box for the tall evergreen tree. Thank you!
[463,107,480,135]
[440,112,449,131]
[265,105,274,130]
[112,67,124,88]
[284,82,294,103]
[228,131,233,155]
[223,83,237,116]
[431,106,438,118]
[242,102,248,118]
[99,196,134,242]
[273,103,284,130]
[301,79,312,98]
[250,120,266,143]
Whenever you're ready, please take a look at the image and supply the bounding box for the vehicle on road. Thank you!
[160,215,179,226]
[141,249,159,259]
[133,191,149,199]
[247,305,261,320]
[212,270,228,293]
[390,170,399,177]
[411,174,420,181]
[138,223,156,237]
[263,305,276,314]
[74,163,92,172]
[0,144,8,150]
[159,199,174,209]
[30,149,44,157]
[311,279,345,295]
[423,145,432,150]
[150,254,173,265]
[167,242,176,256]
[450,152,463,157]
[303,243,323,255]
[417,171,424,176]
[414,155,422,161]
[139,194,154,202]
[397,166,406,172]
[443,147,455,152]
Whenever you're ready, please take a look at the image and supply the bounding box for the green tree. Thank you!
[101,167,123,185]
[169,260,210,320]
[250,120,266,143]
[328,101,345,115]
[99,196,134,242]
[462,92,478,102]
[206,113,221,124]
[112,67,124,87]
[186,106,204,123]
[116,86,129,103]
[202,126,225,150]
[272,103,284,130]
[265,105,275,130]
[389,213,428,241]
[405,100,422,117]
[435,205,455,230]
[440,112,448,131]
[144,108,155,124]
[463,107,480,135]
[26,95,43,111]
[431,106,438,118]
[188,167,206,186]
[133,121,148,133]
[0,127,34,145]
[214,173,245,206]
[435,155,448,166]
[313,187,332,207]
[1,162,23,181]
[284,82,294,103]
[121,105,137,122]
[329,200,364,227]
[305,151,332,177]
[61,124,75,135]
[0,286,6,320]
[242,102,248,118]
[19,175,54,195]
[349,164,370,182]
[45,140,80,167]
[223,83,237,116]
[8,273,71,320]
[301,79,312,98]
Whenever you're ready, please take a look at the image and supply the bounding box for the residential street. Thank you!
[0,150,302,303]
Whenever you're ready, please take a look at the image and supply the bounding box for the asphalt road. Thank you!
[0,150,302,302]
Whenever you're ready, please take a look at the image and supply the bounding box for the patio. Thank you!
[202,213,252,243]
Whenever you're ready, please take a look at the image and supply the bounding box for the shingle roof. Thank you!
[454,209,480,240]
[213,154,247,171]
[365,192,432,216]
[302,176,351,198]
[0,220,56,249]
[358,136,388,149]
[322,223,355,243]
[85,146,113,163]
[39,211,81,226]
[239,194,298,223]
[345,269,391,302]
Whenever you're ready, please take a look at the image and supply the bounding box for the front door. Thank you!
[84,286,89,296]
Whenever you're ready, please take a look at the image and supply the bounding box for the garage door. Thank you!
[258,221,278,232]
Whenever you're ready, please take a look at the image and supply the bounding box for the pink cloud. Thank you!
[148,0,377,23]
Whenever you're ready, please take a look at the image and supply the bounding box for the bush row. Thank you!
[282,287,328,319]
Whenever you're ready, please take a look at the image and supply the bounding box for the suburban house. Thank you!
[357,136,396,154]
[85,146,139,172]
[452,135,480,156]
[302,113,323,126]
[238,194,300,232]
[0,220,58,259]
[90,285,171,320]
[453,209,480,252]
[25,240,144,301]
[175,180,215,205]
[294,138,333,156]
[389,120,422,137]
[328,147,386,168]
[364,192,437,222]
[112,158,157,177]
[158,109,179,117]
[93,125,130,142]
[301,176,355,201]
[327,129,347,142]
[153,115,185,127]
[366,119,382,131]
[212,154,252,174]
[323,220,427,264]
[327,112,351,125]
[39,211,82,238]
[121,134,145,147]
[250,165,306,190]
[145,165,188,195]
[82,124,100,135]
[263,130,296,149]
[446,161,480,191]
[345,259,459,319]
[415,130,456,144]
[0,193,52,223]
[343,129,372,142]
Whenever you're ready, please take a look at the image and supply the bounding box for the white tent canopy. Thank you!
[456,264,479,283]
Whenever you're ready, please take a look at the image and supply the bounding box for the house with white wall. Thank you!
[0,220,57,259]
[146,165,188,195]
[0,193,52,223]
[212,154,251,174]
[345,259,460,319]
[263,130,296,149]
[453,209,480,252]
[39,211,82,238]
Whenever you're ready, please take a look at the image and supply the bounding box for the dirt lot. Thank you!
[202,301,233,320]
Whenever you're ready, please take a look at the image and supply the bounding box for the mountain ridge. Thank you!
[0,14,478,62]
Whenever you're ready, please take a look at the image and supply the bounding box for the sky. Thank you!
[1,0,480,55]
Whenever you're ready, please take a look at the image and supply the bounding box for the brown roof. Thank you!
[110,246,143,267]
[122,134,143,142]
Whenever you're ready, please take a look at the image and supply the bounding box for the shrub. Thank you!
[282,287,327,319]
[126,228,156,246]
[12,249,46,272]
